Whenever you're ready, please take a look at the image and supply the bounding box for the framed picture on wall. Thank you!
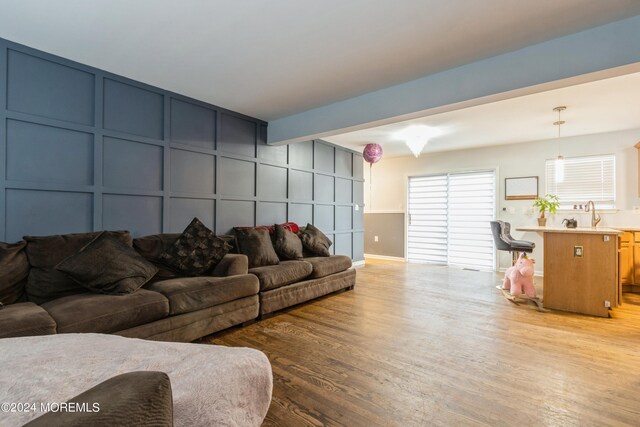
[505,176,538,200]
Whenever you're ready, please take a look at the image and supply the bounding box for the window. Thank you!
[545,154,616,209]
[407,170,496,271]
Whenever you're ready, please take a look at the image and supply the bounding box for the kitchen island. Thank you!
[517,226,623,317]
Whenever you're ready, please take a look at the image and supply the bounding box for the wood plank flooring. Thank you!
[203,260,640,426]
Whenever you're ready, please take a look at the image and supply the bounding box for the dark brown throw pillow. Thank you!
[273,224,303,260]
[0,241,29,304]
[158,218,230,276]
[56,232,158,295]
[299,223,332,257]
[24,230,132,304]
[234,227,280,268]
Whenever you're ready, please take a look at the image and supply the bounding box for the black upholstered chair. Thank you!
[490,220,535,264]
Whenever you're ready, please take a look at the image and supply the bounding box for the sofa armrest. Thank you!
[210,253,248,277]
[25,371,173,427]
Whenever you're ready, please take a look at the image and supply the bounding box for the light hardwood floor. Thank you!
[205,260,640,426]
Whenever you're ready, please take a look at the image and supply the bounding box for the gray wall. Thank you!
[364,213,405,258]
[0,38,364,261]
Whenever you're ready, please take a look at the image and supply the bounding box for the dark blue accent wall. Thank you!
[0,38,364,260]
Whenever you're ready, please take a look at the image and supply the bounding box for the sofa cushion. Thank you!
[305,255,352,279]
[0,302,57,338]
[0,241,29,304]
[56,232,158,295]
[41,289,169,334]
[159,218,230,276]
[249,260,313,291]
[234,228,279,268]
[298,223,332,257]
[24,371,173,427]
[145,274,259,315]
[24,231,132,304]
[273,224,303,260]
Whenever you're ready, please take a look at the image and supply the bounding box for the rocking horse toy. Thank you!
[497,253,547,311]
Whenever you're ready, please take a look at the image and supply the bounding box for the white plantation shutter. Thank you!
[408,171,496,271]
[546,155,615,208]
[447,172,496,270]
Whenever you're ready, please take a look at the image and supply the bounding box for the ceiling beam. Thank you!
[268,14,640,145]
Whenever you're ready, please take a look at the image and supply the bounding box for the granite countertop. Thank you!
[516,226,624,235]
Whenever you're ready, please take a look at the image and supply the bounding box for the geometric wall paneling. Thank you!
[289,140,313,170]
[0,38,364,259]
[259,141,287,164]
[170,148,215,194]
[335,206,352,231]
[288,203,313,226]
[289,169,313,201]
[258,164,287,200]
[335,177,352,203]
[257,202,287,225]
[334,233,352,257]
[102,194,163,237]
[103,78,164,139]
[353,155,364,180]
[335,148,352,177]
[5,189,93,242]
[169,197,215,233]
[103,137,163,191]
[218,157,255,197]
[314,173,334,202]
[6,120,93,186]
[353,208,364,230]
[7,49,95,126]
[328,234,336,255]
[353,180,364,205]
[314,141,335,173]
[314,204,334,233]
[353,231,365,260]
[169,98,216,150]
[218,113,257,158]
[217,200,255,234]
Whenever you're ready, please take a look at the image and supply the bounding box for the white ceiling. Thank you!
[324,72,640,157]
[0,0,639,121]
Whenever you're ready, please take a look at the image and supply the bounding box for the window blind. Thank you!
[408,175,448,264]
[447,172,496,270]
[545,154,615,208]
[408,171,496,271]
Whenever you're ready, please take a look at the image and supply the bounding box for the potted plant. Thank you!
[533,194,560,226]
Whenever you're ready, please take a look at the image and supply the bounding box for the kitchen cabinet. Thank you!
[619,232,633,285]
[619,230,640,292]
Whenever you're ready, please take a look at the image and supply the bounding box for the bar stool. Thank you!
[490,220,535,264]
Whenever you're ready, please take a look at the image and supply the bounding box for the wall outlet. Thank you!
[354,204,360,211]
[633,206,640,214]
[604,300,611,308]
[374,235,379,242]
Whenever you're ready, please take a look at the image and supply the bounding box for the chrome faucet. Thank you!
[585,200,601,228]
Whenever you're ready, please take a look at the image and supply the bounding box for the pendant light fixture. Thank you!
[553,106,566,183]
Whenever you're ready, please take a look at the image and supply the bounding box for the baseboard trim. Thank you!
[364,254,406,262]
[352,260,366,267]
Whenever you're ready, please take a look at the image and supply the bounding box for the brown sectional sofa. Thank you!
[0,229,356,342]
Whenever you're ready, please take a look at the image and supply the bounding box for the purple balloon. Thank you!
[363,143,383,164]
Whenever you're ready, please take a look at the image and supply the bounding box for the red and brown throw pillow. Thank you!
[56,232,158,295]
[233,227,280,268]
[299,223,332,257]
[159,218,230,276]
[273,224,303,260]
